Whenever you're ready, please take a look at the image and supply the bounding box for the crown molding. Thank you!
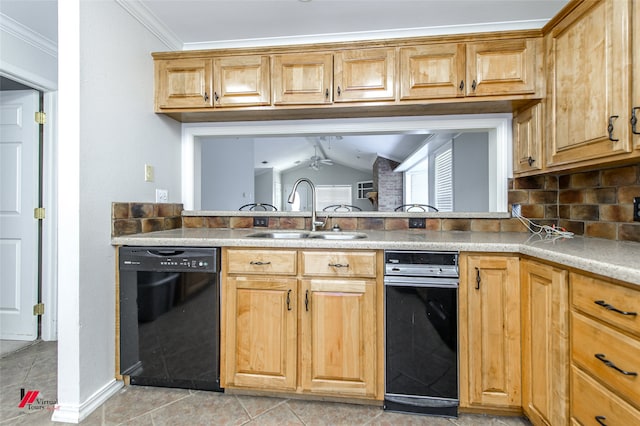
[0,13,57,58]
[115,0,183,51]
[183,19,550,51]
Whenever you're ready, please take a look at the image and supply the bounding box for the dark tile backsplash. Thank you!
[111,164,640,243]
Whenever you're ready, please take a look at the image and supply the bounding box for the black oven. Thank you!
[384,250,459,417]
[119,246,222,392]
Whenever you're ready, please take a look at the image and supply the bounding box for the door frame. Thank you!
[0,71,58,341]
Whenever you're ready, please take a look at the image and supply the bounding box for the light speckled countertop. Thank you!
[112,229,640,285]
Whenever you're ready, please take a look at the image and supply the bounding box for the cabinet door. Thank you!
[521,260,569,426]
[155,58,213,109]
[633,0,640,151]
[465,38,538,97]
[223,276,297,390]
[513,103,543,175]
[299,278,377,397]
[213,55,270,107]
[334,48,396,102]
[459,254,521,409]
[546,0,632,167]
[399,44,465,100]
[273,53,333,105]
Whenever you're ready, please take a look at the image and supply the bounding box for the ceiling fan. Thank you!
[309,145,333,170]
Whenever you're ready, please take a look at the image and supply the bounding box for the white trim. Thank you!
[115,0,182,50]
[183,20,550,51]
[51,379,123,423]
[182,114,511,212]
[0,12,57,58]
[41,91,58,341]
[0,67,57,93]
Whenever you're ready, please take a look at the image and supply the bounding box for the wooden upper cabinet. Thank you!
[334,48,396,102]
[400,44,465,100]
[633,0,640,151]
[155,58,213,109]
[546,0,633,167]
[213,55,271,107]
[272,53,333,105]
[465,38,539,97]
[513,102,544,175]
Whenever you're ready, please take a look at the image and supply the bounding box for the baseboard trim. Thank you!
[51,379,123,423]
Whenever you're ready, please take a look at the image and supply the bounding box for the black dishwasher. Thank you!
[119,246,222,392]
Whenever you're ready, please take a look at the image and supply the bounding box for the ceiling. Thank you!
[1,0,569,172]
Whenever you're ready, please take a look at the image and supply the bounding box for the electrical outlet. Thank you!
[634,197,640,222]
[144,164,154,182]
[253,217,269,227]
[512,203,521,217]
[155,189,168,203]
[408,217,426,229]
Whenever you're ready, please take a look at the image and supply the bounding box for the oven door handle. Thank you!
[384,277,458,288]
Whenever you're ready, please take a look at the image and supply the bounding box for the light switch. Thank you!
[144,164,154,182]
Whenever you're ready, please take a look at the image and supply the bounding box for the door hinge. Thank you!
[35,111,46,125]
[33,303,45,316]
[34,207,45,220]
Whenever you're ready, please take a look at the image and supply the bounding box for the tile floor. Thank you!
[1,341,532,425]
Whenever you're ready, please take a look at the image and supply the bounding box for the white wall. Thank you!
[200,137,254,210]
[453,133,489,211]
[56,0,182,422]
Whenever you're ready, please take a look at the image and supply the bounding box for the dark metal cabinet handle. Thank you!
[214,91,219,101]
[527,156,535,166]
[325,88,329,99]
[471,79,477,91]
[594,353,638,376]
[204,92,209,102]
[337,86,342,96]
[595,416,607,426]
[594,300,637,316]
[608,115,619,141]
[305,290,309,311]
[632,107,640,135]
[328,263,349,268]
[286,289,292,311]
[249,261,271,265]
[475,267,481,290]
[459,80,464,91]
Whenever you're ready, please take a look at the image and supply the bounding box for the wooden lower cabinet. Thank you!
[221,248,381,400]
[459,254,521,411]
[223,276,298,391]
[300,278,377,397]
[521,259,569,426]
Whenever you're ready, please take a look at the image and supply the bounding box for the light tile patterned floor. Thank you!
[0,341,531,425]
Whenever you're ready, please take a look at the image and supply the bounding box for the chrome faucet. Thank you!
[287,177,325,232]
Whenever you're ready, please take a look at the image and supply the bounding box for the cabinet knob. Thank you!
[527,156,535,166]
[204,92,209,102]
[475,267,481,290]
[471,79,477,91]
[325,88,329,99]
[459,80,464,91]
[337,86,342,97]
[214,91,219,102]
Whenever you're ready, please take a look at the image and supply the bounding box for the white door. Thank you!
[0,90,40,340]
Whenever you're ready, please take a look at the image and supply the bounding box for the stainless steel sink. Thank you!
[308,232,367,240]
[246,231,310,239]
[246,231,367,240]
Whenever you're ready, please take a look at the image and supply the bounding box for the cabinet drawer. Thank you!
[572,366,640,426]
[571,272,639,337]
[571,312,640,406]
[301,251,376,278]
[225,249,297,275]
